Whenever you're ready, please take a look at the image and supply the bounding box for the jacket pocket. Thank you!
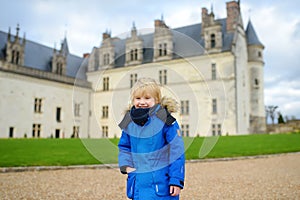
[153,169,170,196]
[126,172,136,199]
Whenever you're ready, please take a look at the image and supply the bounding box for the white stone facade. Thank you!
[0,1,266,138]
[0,63,92,138]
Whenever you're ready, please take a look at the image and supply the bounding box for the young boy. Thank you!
[118,77,185,199]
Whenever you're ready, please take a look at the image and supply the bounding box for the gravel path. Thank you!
[0,153,299,200]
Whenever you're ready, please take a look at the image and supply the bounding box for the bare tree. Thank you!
[265,105,278,124]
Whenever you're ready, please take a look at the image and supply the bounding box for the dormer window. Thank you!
[210,34,216,48]
[103,53,110,65]
[56,62,63,75]
[130,49,138,61]
[159,44,162,56]
[159,43,167,56]
[11,50,20,65]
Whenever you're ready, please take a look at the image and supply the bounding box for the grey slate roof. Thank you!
[112,18,235,68]
[1,18,261,75]
[246,20,264,46]
[0,31,86,80]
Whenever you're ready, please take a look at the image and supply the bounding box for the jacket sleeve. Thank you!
[118,130,133,174]
[165,121,185,189]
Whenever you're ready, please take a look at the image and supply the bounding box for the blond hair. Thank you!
[129,77,179,113]
[130,77,161,105]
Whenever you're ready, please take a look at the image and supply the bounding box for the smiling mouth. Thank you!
[138,105,149,108]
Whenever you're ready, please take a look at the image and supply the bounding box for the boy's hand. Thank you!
[170,185,181,196]
[126,167,136,173]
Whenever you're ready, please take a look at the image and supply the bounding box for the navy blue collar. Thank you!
[130,104,160,126]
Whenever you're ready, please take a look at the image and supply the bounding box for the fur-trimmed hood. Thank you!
[160,96,179,113]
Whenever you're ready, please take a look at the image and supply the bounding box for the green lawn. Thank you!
[184,133,300,160]
[0,133,299,167]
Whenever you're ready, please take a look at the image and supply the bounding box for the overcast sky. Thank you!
[1,0,300,122]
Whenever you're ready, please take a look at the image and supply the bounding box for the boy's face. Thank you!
[133,93,156,108]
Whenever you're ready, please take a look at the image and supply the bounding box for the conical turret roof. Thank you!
[246,20,264,47]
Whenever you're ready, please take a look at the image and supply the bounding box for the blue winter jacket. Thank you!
[118,105,185,199]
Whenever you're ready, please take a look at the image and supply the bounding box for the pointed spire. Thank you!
[7,27,11,41]
[22,32,26,46]
[246,20,264,47]
[59,37,69,56]
[16,24,20,37]
[53,42,57,53]
[131,21,137,37]
[161,13,164,22]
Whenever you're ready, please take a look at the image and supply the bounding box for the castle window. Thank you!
[9,127,14,138]
[254,78,260,88]
[56,107,62,122]
[130,50,134,61]
[181,100,189,115]
[102,106,109,118]
[34,98,43,113]
[212,98,217,114]
[74,103,80,117]
[103,77,109,91]
[11,50,15,63]
[258,51,262,58]
[130,49,138,61]
[210,34,216,48]
[102,126,108,138]
[11,50,20,64]
[16,51,20,65]
[212,63,217,80]
[32,124,41,138]
[163,43,167,55]
[134,49,138,60]
[159,44,163,56]
[130,73,138,88]
[56,62,63,75]
[159,69,167,85]
[103,53,110,65]
[212,123,222,136]
[181,124,189,137]
[158,43,167,56]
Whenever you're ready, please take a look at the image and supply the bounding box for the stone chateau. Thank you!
[0,1,266,138]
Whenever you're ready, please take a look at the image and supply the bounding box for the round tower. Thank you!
[246,20,266,133]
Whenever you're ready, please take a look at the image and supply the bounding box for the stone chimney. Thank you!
[202,7,215,35]
[201,8,209,25]
[226,1,241,32]
[83,53,90,58]
[154,19,168,29]
[102,32,110,40]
